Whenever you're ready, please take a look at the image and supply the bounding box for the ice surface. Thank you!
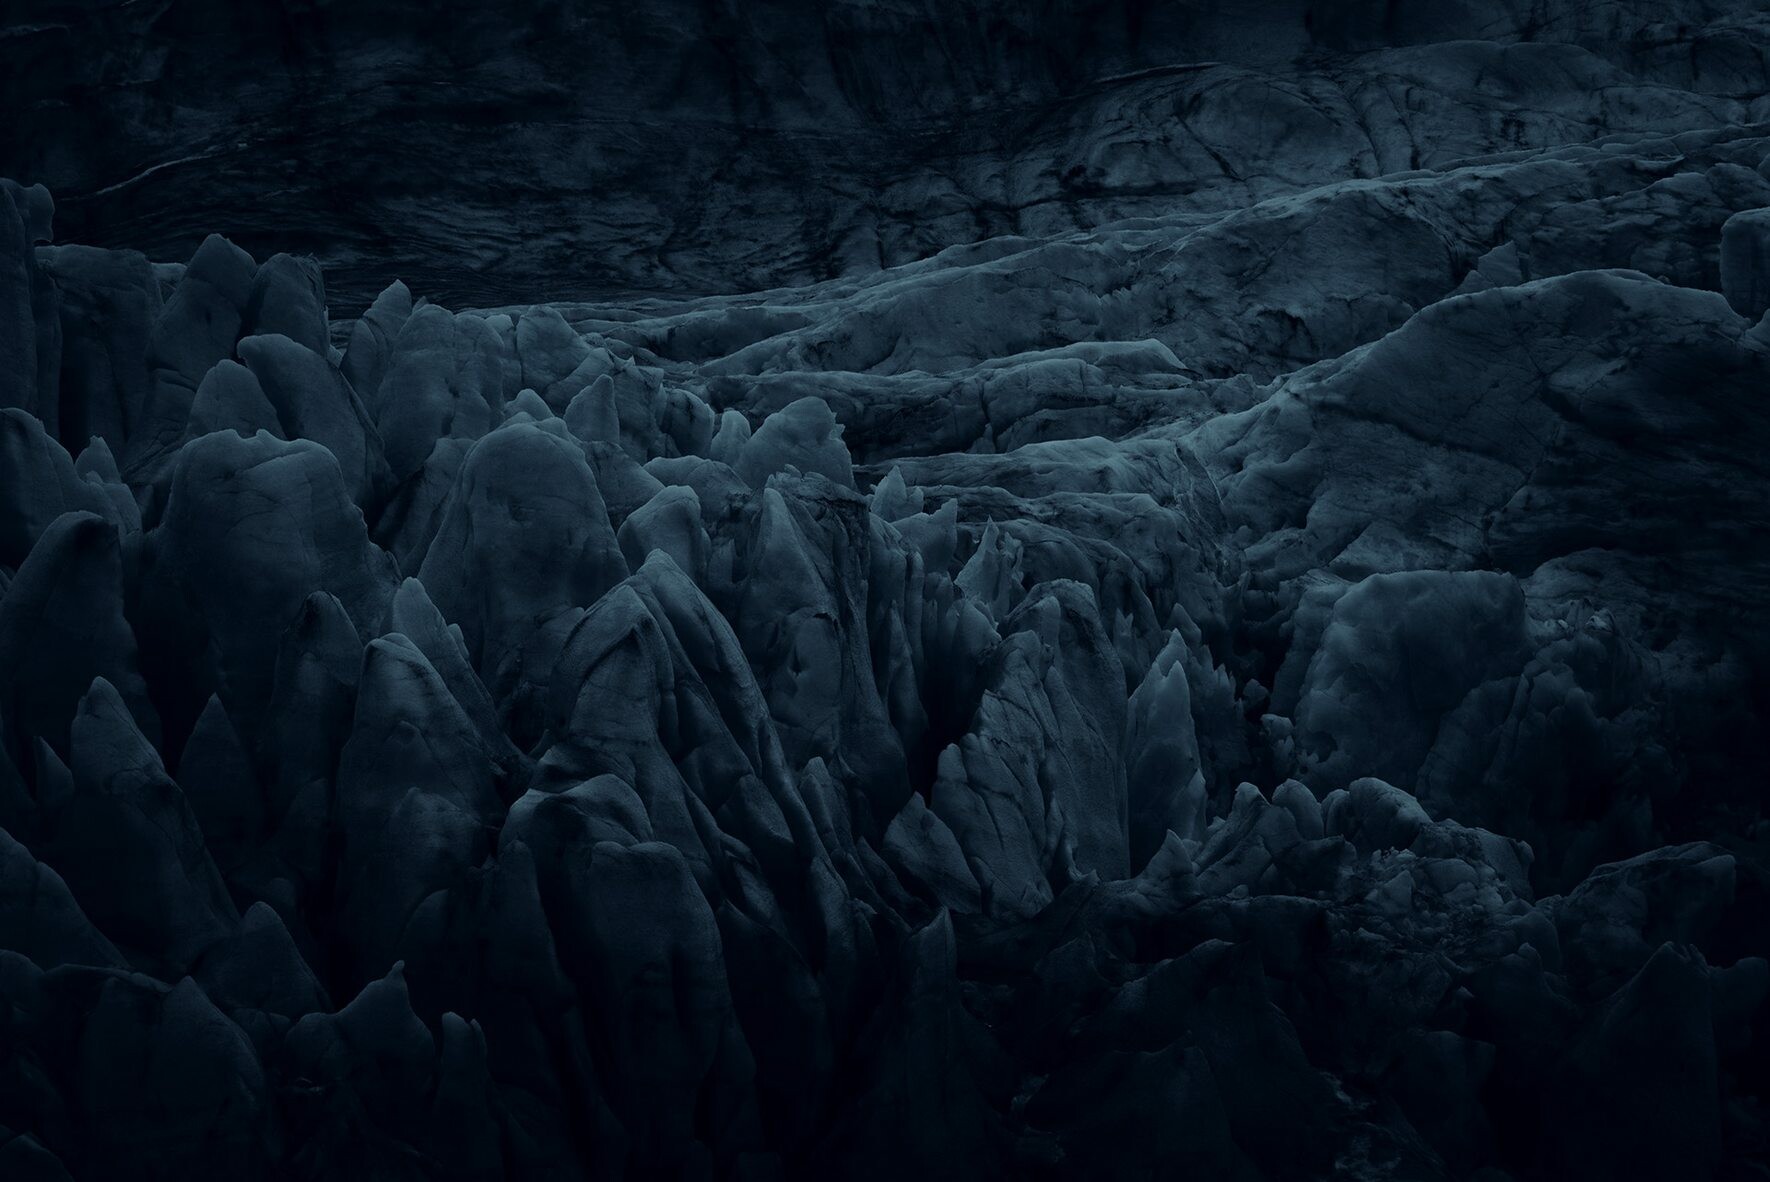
[4,4,1770,1179]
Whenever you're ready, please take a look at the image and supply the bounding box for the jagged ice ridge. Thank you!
[4,6,1770,1180]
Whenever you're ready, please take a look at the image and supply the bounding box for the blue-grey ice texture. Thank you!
[3,1,1770,1179]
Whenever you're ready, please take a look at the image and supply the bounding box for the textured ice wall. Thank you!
[10,0,1770,302]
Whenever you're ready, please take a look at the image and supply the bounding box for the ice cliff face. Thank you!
[4,3,1770,1181]
[11,0,1770,303]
